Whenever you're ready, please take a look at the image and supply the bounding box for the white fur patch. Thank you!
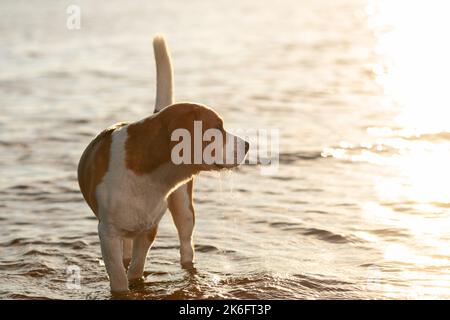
[96,125,168,238]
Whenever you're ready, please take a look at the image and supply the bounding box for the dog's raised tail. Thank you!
[153,35,174,112]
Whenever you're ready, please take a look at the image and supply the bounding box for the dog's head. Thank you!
[162,103,249,172]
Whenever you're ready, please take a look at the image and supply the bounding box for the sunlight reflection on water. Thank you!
[363,0,450,298]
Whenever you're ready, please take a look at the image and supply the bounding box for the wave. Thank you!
[131,271,357,300]
[398,131,450,141]
[268,221,355,244]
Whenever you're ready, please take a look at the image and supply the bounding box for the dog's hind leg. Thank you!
[168,179,195,269]
[98,222,128,292]
[127,227,158,281]
[122,238,133,270]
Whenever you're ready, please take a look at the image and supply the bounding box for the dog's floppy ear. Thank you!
[125,118,171,175]
[167,109,197,165]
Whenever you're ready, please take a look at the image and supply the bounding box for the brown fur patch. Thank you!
[78,123,127,216]
[125,115,171,175]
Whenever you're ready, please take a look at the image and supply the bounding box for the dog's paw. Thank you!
[128,277,146,290]
[181,261,196,272]
[110,290,132,300]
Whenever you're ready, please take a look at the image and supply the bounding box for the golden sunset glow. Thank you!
[369,0,450,132]
[368,0,450,203]
[363,0,450,298]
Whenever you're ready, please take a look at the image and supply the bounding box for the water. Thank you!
[1,0,450,299]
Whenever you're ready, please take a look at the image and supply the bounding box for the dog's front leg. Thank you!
[98,222,128,292]
[127,227,158,281]
[168,181,195,268]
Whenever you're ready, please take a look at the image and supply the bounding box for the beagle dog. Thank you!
[77,36,249,292]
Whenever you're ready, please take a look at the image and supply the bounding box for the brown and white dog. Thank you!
[77,36,249,292]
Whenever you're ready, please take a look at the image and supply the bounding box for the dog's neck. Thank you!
[152,162,197,199]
